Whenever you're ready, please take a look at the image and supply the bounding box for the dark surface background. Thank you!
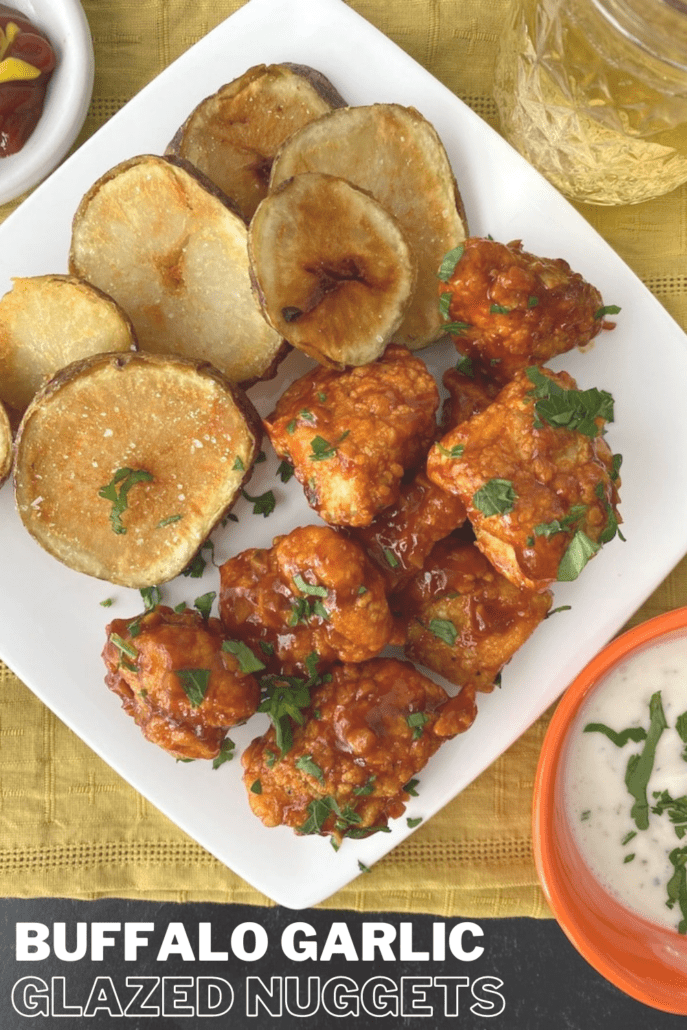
[0,899,684,1028]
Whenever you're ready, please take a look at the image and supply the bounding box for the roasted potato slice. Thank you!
[69,155,285,387]
[0,274,136,420]
[0,399,11,486]
[270,103,468,350]
[14,351,262,588]
[167,63,346,223]
[248,172,416,366]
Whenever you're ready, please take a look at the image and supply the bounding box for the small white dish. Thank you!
[0,0,94,205]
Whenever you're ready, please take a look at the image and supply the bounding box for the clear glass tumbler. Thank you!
[493,0,687,204]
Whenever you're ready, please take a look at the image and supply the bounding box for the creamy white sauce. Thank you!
[564,631,687,932]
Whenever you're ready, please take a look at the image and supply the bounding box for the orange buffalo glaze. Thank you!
[0,5,56,157]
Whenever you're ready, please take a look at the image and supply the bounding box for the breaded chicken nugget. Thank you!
[242,657,477,840]
[438,237,615,382]
[426,367,622,591]
[264,343,438,526]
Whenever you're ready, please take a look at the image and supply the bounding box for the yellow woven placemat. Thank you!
[0,0,686,914]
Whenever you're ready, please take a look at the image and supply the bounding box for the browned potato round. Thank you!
[0,398,11,486]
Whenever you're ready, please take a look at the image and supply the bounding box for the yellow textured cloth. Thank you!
[0,0,686,915]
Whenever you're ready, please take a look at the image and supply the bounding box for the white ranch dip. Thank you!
[564,631,687,933]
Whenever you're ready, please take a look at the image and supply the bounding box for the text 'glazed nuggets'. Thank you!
[264,343,439,526]
[426,367,622,592]
[242,657,477,841]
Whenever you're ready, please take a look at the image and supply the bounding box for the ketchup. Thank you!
[0,4,55,157]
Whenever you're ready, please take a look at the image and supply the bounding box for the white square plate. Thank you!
[1,0,686,909]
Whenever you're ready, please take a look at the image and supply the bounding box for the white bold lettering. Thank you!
[448,922,484,961]
[124,922,154,961]
[361,922,396,962]
[245,976,283,1017]
[281,922,317,962]
[230,921,268,961]
[401,976,433,1017]
[124,977,160,1017]
[52,976,82,1015]
[321,976,359,1017]
[53,923,88,962]
[198,922,228,961]
[83,976,124,1016]
[361,976,398,1017]
[320,922,358,962]
[162,976,194,1016]
[197,976,234,1017]
[433,976,470,1017]
[470,976,506,1017]
[15,923,50,961]
[399,922,430,961]
[284,975,320,1016]
[432,922,446,961]
[157,923,195,962]
[91,923,121,962]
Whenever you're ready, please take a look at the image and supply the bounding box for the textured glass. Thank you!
[494,0,687,204]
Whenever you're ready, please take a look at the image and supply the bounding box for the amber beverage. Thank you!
[494,0,687,205]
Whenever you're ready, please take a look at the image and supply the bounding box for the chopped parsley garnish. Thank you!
[250,779,262,794]
[666,847,687,934]
[222,639,265,674]
[293,572,328,597]
[473,478,517,517]
[100,598,113,608]
[298,795,339,835]
[383,548,400,569]
[527,295,539,308]
[182,540,214,578]
[556,531,601,582]
[428,618,458,646]
[358,861,371,873]
[257,672,314,754]
[277,459,295,483]
[444,321,471,336]
[611,453,623,481]
[652,790,687,839]
[194,591,216,620]
[139,586,161,611]
[625,691,668,831]
[407,817,423,829]
[403,778,420,797]
[533,505,587,539]
[623,853,635,864]
[490,303,511,315]
[455,353,474,376]
[289,595,329,626]
[259,640,275,657]
[437,244,465,282]
[286,419,297,435]
[354,776,377,797]
[594,304,621,320]
[439,291,452,320]
[525,366,614,439]
[157,514,182,528]
[256,451,267,464]
[435,441,465,460]
[241,487,276,517]
[677,711,687,761]
[580,810,591,821]
[295,754,325,784]
[212,738,236,770]
[232,456,245,471]
[109,633,138,664]
[98,467,153,535]
[546,605,572,618]
[621,830,637,846]
[583,722,648,748]
[407,711,430,740]
[176,668,211,708]
[309,431,349,462]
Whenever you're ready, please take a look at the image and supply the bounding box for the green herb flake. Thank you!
[182,540,214,579]
[534,505,587,539]
[383,548,400,569]
[242,488,276,517]
[176,668,212,708]
[403,778,420,797]
[580,810,591,821]
[298,795,340,835]
[258,673,312,755]
[309,431,349,462]
[407,711,430,740]
[193,591,216,621]
[473,478,517,517]
[428,618,458,646]
[407,817,423,828]
[139,585,161,611]
[625,692,668,831]
[353,776,377,797]
[557,531,601,582]
[222,639,266,674]
[455,353,474,375]
[255,450,267,464]
[621,830,637,846]
[546,605,572,618]
[100,598,114,608]
[594,304,621,320]
[286,419,297,435]
[623,853,636,864]
[232,456,245,472]
[277,459,295,483]
[295,754,325,783]
[250,779,262,794]
[445,321,471,335]
[437,245,465,282]
[583,722,647,748]
[525,366,614,439]
[436,441,465,460]
[666,846,687,933]
[490,303,511,315]
[527,295,539,308]
[259,640,275,657]
[439,291,453,320]
[652,790,687,839]
[212,738,236,770]
[109,633,138,665]
[157,514,182,528]
[98,467,153,535]
[293,572,328,597]
[358,860,372,873]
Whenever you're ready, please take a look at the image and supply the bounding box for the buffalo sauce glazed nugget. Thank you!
[242,658,477,840]
[426,367,622,592]
[348,470,467,593]
[439,237,615,382]
[219,524,399,675]
[395,535,552,692]
[102,606,260,760]
[264,343,439,526]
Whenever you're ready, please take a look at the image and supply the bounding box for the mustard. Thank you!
[0,20,41,82]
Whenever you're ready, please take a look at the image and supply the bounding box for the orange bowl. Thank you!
[533,607,687,1015]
